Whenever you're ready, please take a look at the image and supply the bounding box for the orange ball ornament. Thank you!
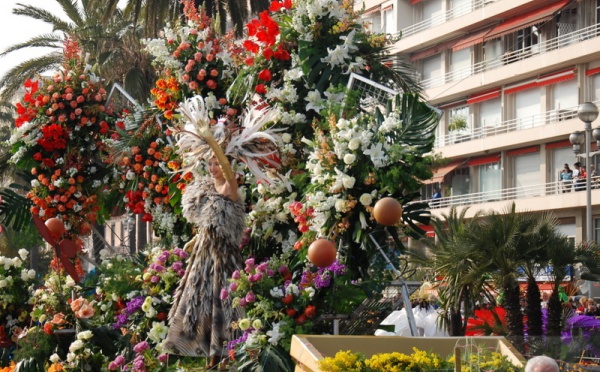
[307,238,337,268]
[45,217,65,240]
[373,197,403,226]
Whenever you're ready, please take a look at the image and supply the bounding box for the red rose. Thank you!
[282,294,293,305]
[285,308,297,317]
[295,315,307,325]
[304,305,316,318]
[262,47,274,60]
[255,84,267,94]
[258,69,272,82]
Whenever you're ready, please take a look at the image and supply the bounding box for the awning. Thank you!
[586,67,600,76]
[507,145,539,157]
[545,139,572,150]
[467,88,501,105]
[410,0,423,4]
[484,0,571,41]
[382,5,393,12]
[468,154,500,167]
[504,79,538,95]
[452,27,494,52]
[363,6,380,16]
[409,39,459,62]
[425,160,465,184]
[537,68,575,87]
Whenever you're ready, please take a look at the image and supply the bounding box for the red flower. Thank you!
[295,315,307,325]
[243,40,260,53]
[263,47,274,60]
[258,69,272,82]
[255,84,267,95]
[285,308,297,317]
[282,294,293,305]
[304,305,316,318]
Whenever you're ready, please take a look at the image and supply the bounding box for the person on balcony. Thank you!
[560,164,573,193]
[431,187,442,207]
[573,162,586,191]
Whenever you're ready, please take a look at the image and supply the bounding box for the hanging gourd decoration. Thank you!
[307,238,337,268]
[373,197,403,226]
[45,217,65,240]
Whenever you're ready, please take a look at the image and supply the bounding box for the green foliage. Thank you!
[13,328,56,363]
[236,344,296,372]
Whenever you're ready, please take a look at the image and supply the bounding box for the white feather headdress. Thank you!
[175,95,289,189]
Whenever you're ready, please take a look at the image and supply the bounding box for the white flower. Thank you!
[0,280,6,288]
[50,353,60,363]
[348,138,361,150]
[267,321,285,345]
[364,143,388,168]
[281,133,292,143]
[18,249,29,261]
[359,193,373,206]
[69,339,84,353]
[343,153,356,165]
[321,45,350,67]
[66,353,75,363]
[304,287,315,298]
[148,321,168,343]
[305,90,324,113]
[65,275,76,288]
[342,176,356,189]
[270,287,284,298]
[285,284,299,296]
[334,199,346,212]
[77,330,93,340]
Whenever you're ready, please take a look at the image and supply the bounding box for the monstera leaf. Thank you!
[0,186,31,232]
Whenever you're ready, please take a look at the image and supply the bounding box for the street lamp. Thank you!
[570,102,600,242]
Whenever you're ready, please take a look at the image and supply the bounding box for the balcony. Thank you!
[433,101,600,149]
[421,23,600,90]
[426,178,600,217]
[399,0,495,39]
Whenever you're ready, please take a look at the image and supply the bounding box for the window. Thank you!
[515,88,541,129]
[479,97,502,128]
[516,26,540,54]
[422,54,442,83]
[553,78,578,112]
[363,13,382,33]
[484,39,503,66]
[552,147,574,183]
[452,0,472,18]
[594,74,600,101]
[514,152,541,198]
[423,0,444,27]
[478,162,502,201]
[451,48,471,81]
[448,106,470,141]
[384,8,394,34]
[451,166,470,196]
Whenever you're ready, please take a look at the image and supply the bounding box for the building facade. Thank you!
[358,0,600,247]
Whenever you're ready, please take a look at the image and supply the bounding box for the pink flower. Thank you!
[133,341,150,353]
[232,270,241,279]
[245,292,256,303]
[220,289,229,300]
[229,282,238,291]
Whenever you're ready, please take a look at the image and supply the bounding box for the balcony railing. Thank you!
[421,23,600,89]
[400,0,496,38]
[434,99,600,148]
[427,178,600,210]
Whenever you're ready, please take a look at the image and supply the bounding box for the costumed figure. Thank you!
[163,96,285,367]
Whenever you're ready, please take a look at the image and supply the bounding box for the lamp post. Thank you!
[570,102,600,242]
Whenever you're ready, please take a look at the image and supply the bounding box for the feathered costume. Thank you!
[164,96,285,357]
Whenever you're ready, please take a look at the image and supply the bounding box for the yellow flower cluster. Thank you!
[318,350,366,372]
[366,348,449,372]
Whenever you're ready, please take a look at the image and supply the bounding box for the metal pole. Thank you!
[368,233,419,336]
[586,121,593,242]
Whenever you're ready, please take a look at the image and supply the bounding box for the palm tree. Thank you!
[0,0,153,102]
[103,0,270,37]
[412,206,489,336]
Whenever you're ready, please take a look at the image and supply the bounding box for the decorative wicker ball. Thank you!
[307,238,337,268]
[45,217,65,240]
[373,197,403,226]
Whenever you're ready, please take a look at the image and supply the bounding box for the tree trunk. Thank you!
[525,277,543,336]
[546,289,562,336]
[448,307,464,336]
[503,281,524,337]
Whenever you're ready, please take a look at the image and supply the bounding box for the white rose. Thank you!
[342,176,356,189]
[27,269,36,280]
[66,353,75,363]
[49,353,60,363]
[69,339,84,353]
[334,199,346,212]
[343,153,356,165]
[359,193,373,206]
[77,330,93,340]
[65,276,76,288]
[348,138,360,150]
[0,280,7,288]
[281,133,292,143]
[18,249,29,261]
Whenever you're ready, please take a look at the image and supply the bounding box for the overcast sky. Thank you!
[0,1,65,80]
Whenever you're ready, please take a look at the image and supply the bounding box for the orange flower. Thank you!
[70,297,85,312]
[51,313,67,325]
[75,303,94,319]
[48,363,64,372]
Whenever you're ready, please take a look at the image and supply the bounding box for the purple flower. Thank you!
[278,265,289,274]
[133,341,150,353]
[158,251,170,262]
[257,262,269,273]
[232,270,241,280]
[249,273,263,283]
[149,263,165,273]
[125,296,145,315]
[132,355,146,372]
[158,354,168,362]
[229,282,238,292]
[220,289,229,300]
[171,261,183,271]
[151,275,160,283]
[266,269,275,277]
[245,292,256,303]
[239,298,247,307]
[114,355,126,366]
[173,248,189,259]
[113,313,128,328]
[177,269,185,277]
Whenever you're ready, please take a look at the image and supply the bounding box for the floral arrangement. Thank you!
[318,347,522,372]
[0,249,36,349]
[223,255,347,366]
[9,40,116,240]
